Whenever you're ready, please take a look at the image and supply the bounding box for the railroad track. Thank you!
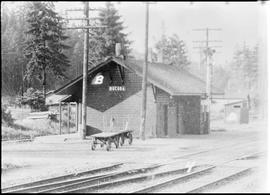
[186,167,252,193]
[2,163,163,193]
[173,140,260,160]
[131,152,260,193]
[34,164,162,193]
[61,165,212,193]
[2,163,123,193]
[2,141,262,193]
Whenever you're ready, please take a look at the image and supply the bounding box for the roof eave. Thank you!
[54,57,115,95]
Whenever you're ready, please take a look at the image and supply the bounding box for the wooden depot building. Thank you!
[48,56,223,138]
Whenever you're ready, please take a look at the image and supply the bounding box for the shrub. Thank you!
[1,105,14,126]
[16,88,48,111]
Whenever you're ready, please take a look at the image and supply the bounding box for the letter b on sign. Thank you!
[92,73,104,85]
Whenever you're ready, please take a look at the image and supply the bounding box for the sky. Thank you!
[2,1,267,67]
[54,1,266,68]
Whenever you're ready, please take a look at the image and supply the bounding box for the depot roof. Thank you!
[54,56,224,96]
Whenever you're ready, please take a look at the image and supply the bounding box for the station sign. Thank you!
[109,86,126,91]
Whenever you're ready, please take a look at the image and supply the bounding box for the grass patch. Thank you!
[2,126,35,140]
[2,107,77,141]
[1,118,60,141]
[2,163,22,172]
[211,128,227,132]
[2,118,76,141]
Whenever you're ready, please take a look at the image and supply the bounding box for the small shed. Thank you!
[224,100,249,124]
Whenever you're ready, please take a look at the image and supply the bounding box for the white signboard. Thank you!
[109,86,126,91]
[91,73,104,85]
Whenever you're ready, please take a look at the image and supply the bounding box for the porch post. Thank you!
[59,102,62,135]
[68,102,70,134]
[76,102,79,132]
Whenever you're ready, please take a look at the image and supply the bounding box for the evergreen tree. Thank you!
[1,2,28,97]
[154,34,190,69]
[88,2,132,66]
[228,44,259,109]
[24,2,70,99]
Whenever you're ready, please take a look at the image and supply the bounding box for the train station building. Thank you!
[47,56,223,138]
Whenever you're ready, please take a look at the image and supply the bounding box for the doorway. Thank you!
[163,104,168,136]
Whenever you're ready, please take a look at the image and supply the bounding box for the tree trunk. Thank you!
[43,69,46,101]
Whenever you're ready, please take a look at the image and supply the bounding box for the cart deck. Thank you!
[90,130,133,151]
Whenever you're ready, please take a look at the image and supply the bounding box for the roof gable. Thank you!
[54,57,224,96]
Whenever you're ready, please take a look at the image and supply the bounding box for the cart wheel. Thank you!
[91,140,96,150]
[91,139,96,151]
[106,139,111,151]
[115,137,119,148]
[128,133,133,145]
[120,135,124,146]
[91,143,96,150]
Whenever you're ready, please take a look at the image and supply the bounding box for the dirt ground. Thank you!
[1,119,269,192]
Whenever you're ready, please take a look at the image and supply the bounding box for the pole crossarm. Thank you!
[63,26,106,29]
[193,46,222,49]
[64,17,102,20]
[193,40,222,43]
[65,8,103,12]
[193,28,222,31]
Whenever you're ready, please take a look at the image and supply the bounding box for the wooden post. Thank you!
[75,102,79,132]
[59,102,62,135]
[205,28,210,134]
[139,2,149,141]
[68,102,70,134]
[81,2,90,139]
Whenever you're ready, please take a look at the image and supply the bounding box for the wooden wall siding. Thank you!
[86,63,142,112]
[168,102,177,137]
[177,96,201,134]
[155,94,201,137]
[155,87,171,103]
[200,112,209,134]
[177,102,185,134]
[156,103,165,137]
[86,87,156,137]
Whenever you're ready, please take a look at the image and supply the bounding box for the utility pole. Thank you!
[81,1,89,139]
[64,2,105,139]
[140,2,149,140]
[193,28,222,134]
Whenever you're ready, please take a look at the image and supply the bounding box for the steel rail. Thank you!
[130,151,262,193]
[186,167,253,193]
[62,165,214,193]
[2,163,123,193]
[38,164,162,193]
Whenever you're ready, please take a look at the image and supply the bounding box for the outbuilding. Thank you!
[48,56,223,137]
[224,100,249,124]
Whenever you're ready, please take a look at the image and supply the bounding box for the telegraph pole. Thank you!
[193,28,222,134]
[64,2,105,139]
[140,2,149,140]
[81,1,89,139]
